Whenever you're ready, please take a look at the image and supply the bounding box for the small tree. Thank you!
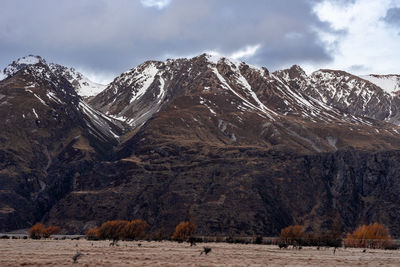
[123,219,148,240]
[29,223,61,239]
[345,222,392,249]
[96,220,129,241]
[41,226,61,238]
[29,223,44,239]
[280,225,304,245]
[171,221,196,241]
[87,219,149,241]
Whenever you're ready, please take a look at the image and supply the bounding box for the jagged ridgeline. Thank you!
[1,54,400,237]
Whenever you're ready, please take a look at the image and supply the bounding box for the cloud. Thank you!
[140,0,171,9]
[230,44,261,60]
[206,44,262,61]
[383,7,400,27]
[311,0,400,75]
[0,0,347,82]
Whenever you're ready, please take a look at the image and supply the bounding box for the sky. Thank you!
[1,0,399,83]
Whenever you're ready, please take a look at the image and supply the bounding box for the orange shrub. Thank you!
[96,220,129,240]
[86,226,100,240]
[280,225,304,244]
[87,219,148,240]
[344,222,392,249]
[41,226,61,238]
[123,220,148,240]
[171,221,196,241]
[29,223,45,239]
[29,223,61,239]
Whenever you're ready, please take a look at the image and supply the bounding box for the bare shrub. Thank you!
[254,236,263,244]
[72,251,82,263]
[171,221,196,241]
[200,247,212,255]
[301,232,341,247]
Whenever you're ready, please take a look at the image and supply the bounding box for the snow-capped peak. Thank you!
[0,55,106,98]
[1,55,46,79]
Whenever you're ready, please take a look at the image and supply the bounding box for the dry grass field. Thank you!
[0,239,399,266]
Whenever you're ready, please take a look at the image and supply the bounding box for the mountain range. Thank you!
[1,54,400,237]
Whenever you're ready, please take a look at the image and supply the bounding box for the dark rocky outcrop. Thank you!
[46,146,400,237]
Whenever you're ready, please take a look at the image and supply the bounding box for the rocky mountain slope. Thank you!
[274,66,400,125]
[0,59,124,231]
[50,54,400,236]
[1,54,400,237]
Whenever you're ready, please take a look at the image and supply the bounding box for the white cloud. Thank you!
[230,44,261,60]
[140,0,171,9]
[204,44,262,61]
[311,0,400,75]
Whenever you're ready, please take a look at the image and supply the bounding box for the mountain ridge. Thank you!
[1,54,400,237]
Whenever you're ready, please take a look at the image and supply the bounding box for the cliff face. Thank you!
[1,54,400,237]
[46,147,400,237]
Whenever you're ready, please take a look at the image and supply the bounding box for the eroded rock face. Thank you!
[46,147,400,237]
[1,54,400,238]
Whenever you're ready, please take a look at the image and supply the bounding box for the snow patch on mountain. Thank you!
[129,63,159,103]
[77,78,106,98]
[32,108,39,119]
[78,100,120,140]
[156,75,166,104]
[361,75,400,95]
[48,63,106,98]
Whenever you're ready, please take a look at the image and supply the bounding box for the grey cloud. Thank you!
[0,0,336,80]
[383,7,400,26]
[349,64,369,73]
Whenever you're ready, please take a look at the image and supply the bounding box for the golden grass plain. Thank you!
[0,239,399,266]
